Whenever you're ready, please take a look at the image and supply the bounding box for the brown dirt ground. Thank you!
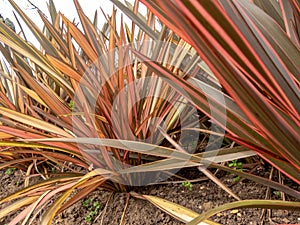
[0,167,299,225]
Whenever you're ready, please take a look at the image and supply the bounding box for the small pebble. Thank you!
[230,209,239,214]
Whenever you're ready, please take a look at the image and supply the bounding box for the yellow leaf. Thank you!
[0,196,39,220]
[141,194,221,225]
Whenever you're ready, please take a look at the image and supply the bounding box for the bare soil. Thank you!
[1,167,299,225]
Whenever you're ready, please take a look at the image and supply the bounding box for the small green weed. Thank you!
[182,181,193,191]
[228,159,243,169]
[273,191,282,197]
[83,199,102,223]
[233,176,241,182]
[68,100,74,110]
[228,160,245,182]
[5,168,16,175]
[83,199,91,207]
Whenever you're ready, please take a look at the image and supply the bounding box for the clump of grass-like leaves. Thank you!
[0,0,299,224]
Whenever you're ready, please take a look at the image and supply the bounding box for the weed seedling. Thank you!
[228,160,242,169]
[228,160,245,182]
[83,199,102,223]
[5,168,16,175]
[182,181,193,191]
[83,199,91,207]
[68,100,74,110]
[233,176,241,182]
[273,191,282,197]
